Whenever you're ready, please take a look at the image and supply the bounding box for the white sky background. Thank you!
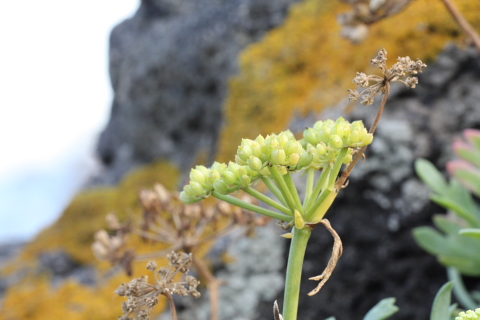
[0,1,139,243]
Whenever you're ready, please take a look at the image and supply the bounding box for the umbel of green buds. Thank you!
[180,117,373,205]
[456,309,480,320]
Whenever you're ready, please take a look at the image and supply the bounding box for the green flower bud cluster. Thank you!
[180,162,227,204]
[304,117,372,149]
[303,117,373,169]
[456,309,480,320]
[180,117,373,204]
[235,130,310,172]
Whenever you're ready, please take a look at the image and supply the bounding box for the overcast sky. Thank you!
[0,1,138,242]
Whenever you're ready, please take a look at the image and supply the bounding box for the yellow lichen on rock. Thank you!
[217,0,480,162]
[0,272,167,320]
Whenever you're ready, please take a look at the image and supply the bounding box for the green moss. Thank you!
[218,0,480,162]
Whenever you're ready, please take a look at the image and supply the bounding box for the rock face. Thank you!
[96,0,300,185]
[281,45,480,320]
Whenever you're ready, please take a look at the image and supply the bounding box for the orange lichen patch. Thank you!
[217,0,480,162]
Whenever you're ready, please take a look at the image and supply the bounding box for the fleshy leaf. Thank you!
[415,159,449,195]
[363,298,399,320]
[430,282,453,320]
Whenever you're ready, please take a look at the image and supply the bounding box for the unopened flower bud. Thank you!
[362,133,373,145]
[278,166,288,175]
[195,165,210,177]
[342,153,353,164]
[304,128,318,145]
[316,143,327,156]
[288,153,300,166]
[277,132,289,146]
[259,166,271,176]
[329,135,343,149]
[190,168,206,185]
[208,169,221,184]
[211,162,227,174]
[286,141,302,155]
[255,134,265,144]
[237,145,253,162]
[235,154,247,166]
[222,171,237,185]
[213,180,229,194]
[248,156,263,171]
[180,191,196,204]
[350,129,361,144]
[271,147,286,165]
[297,151,313,168]
[251,142,263,158]
[241,174,251,187]
[189,181,205,196]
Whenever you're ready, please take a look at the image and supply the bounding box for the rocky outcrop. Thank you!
[95,0,300,185]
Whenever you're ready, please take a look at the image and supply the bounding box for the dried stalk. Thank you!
[440,0,480,52]
[336,82,390,189]
[308,219,343,296]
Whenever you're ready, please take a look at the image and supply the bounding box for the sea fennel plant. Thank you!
[180,49,426,320]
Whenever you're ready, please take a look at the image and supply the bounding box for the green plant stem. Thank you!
[284,173,304,214]
[244,186,292,216]
[269,166,297,211]
[305,166,331,213]
[283,227,312,320]
[305,188,337,222]
[212,191,291,222]
[261,176,288,207]
[448,267,478,310]
[328,149,349,188]
[303,168,315,209]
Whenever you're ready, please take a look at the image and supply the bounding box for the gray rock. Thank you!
[159,223,285,320]
[95,0,300,185]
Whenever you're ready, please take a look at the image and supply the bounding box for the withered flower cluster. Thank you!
[92,213,135,275]
[116,252,200,320]
[137,183,269,252]
[93,183,268,276]
[348,49,427,105]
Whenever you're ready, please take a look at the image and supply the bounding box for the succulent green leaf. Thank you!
[459,228,480,240]
[412,227,451,256]
[430,282,453,320]
[455,147,480,169]
[440,256,480,276]
[433,215,462,235]
[324,317,336,320]
[464,129,480,151]
[430,195,480,228]
[450,163,480,198]
[415,159,448,195]
[363,298,399,320]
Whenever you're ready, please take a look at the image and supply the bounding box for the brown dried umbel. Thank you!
[136,183,268,254]
[94,183,268,320]
[116,252,200,320]
[92,213,135,276]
